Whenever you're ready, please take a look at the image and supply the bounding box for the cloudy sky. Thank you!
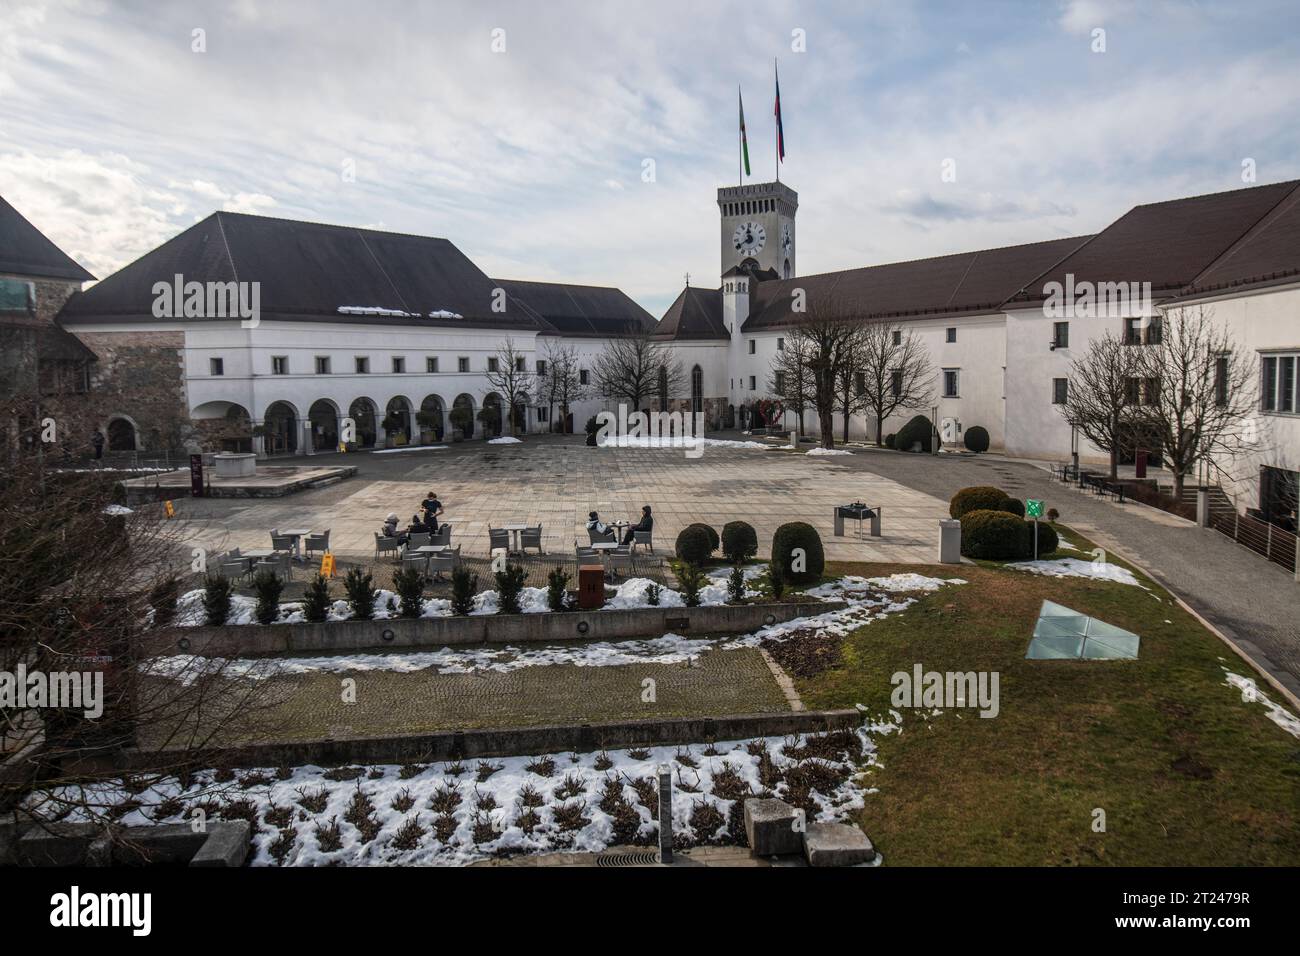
[3,0,1299,315]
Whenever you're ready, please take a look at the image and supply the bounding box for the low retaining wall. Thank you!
[124,709,862,769]
[140,600,839,658]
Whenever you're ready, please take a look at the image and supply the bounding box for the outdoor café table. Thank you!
[281,528,312,560]
[501,523,529,553]
[414,545,447,554]
[241,548,274,571]
[589,540,620,578]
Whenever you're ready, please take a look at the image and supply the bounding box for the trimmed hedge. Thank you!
[949,486,1012,519]
[1002,497,1026,518]
[675,524,715,564]
[1022,521,1059,558]
[963,426,990,453]
[884,433,896,449]
[771,521,825,583]
[959,510,1026,560]
[689,522,720,553]
[721,520,758,563]
[895,415,932,453]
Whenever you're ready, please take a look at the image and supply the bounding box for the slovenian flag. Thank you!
[739,89,751,176]
[774,62,785,162]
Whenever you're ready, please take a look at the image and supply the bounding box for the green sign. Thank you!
[1026,499,1044,518]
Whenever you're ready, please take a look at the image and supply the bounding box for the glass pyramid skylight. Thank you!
[1026,600,1140,660]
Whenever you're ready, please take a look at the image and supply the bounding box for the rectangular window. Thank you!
[579,368,589,385]
[392,356,405,374]
[209,357,224,376]
[1214,355,1228,407]
[1282,356,1296,413]
[426,356,439,373]
[1124,317,1142,345]
[1052,378,1068,405]
[776,337,784,351]
[487,357,499,373]
[942,368,959,398]
[946,327,957,343]
[1146,315,1163,345]
[315,356,330,375]
[854,372,866,395]
[748,340,756,355]
[515,356,525,373]
[271,356,288,375]
[748,375,756,390]
[892,329,902,346]
[1262,356,1278,411]
[890,370,902,398]
[1053,321,1069,349]
[535,360,547,376]
[536,406,548,423]
[1124,377,1141,406]
[457,356,469,373]
[774,371,786,392]
[355,356,369,374]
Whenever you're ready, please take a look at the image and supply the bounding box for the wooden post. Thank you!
[657,764,673,864]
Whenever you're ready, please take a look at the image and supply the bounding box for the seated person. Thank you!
[586,511,610,537]
[382,512,409,545]
[420,490,444,530]
[621,505,653,545]
[407,514,429,535]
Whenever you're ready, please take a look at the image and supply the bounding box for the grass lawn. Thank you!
[793,526,1300,865]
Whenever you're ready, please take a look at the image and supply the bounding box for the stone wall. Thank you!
[68,329,192,452]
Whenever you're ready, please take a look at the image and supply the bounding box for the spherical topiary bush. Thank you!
[959,509,1027,560]
[949,486,1012,519]
[1001,497,1025,518]
[963,426,990,453]
[884,433,896,449]
[771,521,825,583]
[675,524,715,565]
[689,522,719,553]
[895,415,932,453]
[721,520,759,563]
[1022,520,1059,558]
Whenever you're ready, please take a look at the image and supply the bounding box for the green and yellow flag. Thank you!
[739,88,751,177]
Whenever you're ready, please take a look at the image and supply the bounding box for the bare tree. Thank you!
[534,339,587,433]
[783,287,862,448]
[484,337,534,436]
[591,331,683,414]
[857,321,934,446]
[834,335,868,443]
[1058,330,1144,478]
[1137,305,1256,497]
[767,334,813,436]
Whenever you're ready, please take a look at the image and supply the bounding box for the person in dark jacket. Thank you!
[621,505,653,545]
[420,491,443,530]
[92,430,105,461]
[407,514,429,535]
[586,511,610,537]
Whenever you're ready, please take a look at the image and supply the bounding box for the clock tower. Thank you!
[717,181,798,279]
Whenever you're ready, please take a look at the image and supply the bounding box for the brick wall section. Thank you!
[68,329,192,451]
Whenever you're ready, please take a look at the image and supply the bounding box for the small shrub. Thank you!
[584,415,599,446]
[342,567,376,621]
[768,556,786,599]
[1002,497,1026,518]
[672,560,706,607]
[884,433,896,449]
[949,486,1011,519]
[1023,520,1060,558]
[546,566,571,611]
[390,815,425,851]
[721,521,758,563]
[959,509,1026,560]
[252,569,284,626]
[148,576,179,627]
[494,562,527,614]
[525,755,556,778]
[315,817,343,853]
[202,575,233,626]
[674,524,715,565]
[727,563,746,604]
[770,522,825,584]
[963,425,990,453]
[301,575,331,623]
[698,523,720,553]
[895,414,933,453]
[645,582,662,606]
[450,565,478,616]
[392,567,424,618]
[1046,507,1060,522]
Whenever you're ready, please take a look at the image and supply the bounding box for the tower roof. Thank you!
[0,195,95,282]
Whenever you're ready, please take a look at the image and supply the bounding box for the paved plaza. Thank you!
[172,434,952,565]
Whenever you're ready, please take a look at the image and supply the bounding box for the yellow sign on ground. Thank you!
[164,500,175,518]
[320,551,335,578]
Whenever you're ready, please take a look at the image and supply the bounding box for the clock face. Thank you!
[781,224,793,252]
[733,221,766,255]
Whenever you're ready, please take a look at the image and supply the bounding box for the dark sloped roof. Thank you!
[743,235,1090,332]
[1007,180,1300,305]
[1171,182,1300,301]
[0,195,95,282]
[655,286,727,340]
[59,211,545,330]
[492,278,655,337]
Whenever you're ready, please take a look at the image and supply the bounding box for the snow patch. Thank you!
[1224,671,1300,739]
[1007,558,1144,587]
[806,447,853,456]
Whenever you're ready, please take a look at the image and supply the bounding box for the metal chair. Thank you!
[428,545,460,581]
[520,525,544,555]
[401,550,429,579]
[304,530,330,558]
[631,529,653,554]
[604,545,634,579]
[588,525,616,545]
[255,552,292,583]
[406,532,431,551]
[270,532,296,553]
[488,527,510,553]
[219,554,251,583]
[432,524,452,547]
[374,533,402,561]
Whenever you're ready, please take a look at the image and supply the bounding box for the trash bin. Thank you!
[1135,448,1148,479]
[938,519,962,564]
[578,565,605,609]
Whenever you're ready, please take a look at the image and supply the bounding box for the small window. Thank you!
[536,406,549,423]
[942,369,959,398]
[854,372,866,394]
[776,337,784,351]
[1214,355,1228,407]
[579,368,589,386]
[426,356,439,373]
[209,357,224,376]
[355,356,369,374]
[890,370,902,398]
[458,356,470,373]
[535,360,547,376]
[392,356,405,374]
[315,356,330,375]
[1124,377,1141,406]
[1146,315,1163,345]
[271,356,288,375]
[487,357,499,373]
[1052,378,1068,405]
[1053,321,1069,349]
[1124,317,1143,345]
[515,356,525,373]
[946,327,957,343]
[775,371,786,392]
[748,375,756,390]
[748,340,756,355]
[892,330,902,346]
[1262,356,1278,411]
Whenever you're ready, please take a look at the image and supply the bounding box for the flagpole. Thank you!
[738,85,742,186]
[774,59,780,183]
